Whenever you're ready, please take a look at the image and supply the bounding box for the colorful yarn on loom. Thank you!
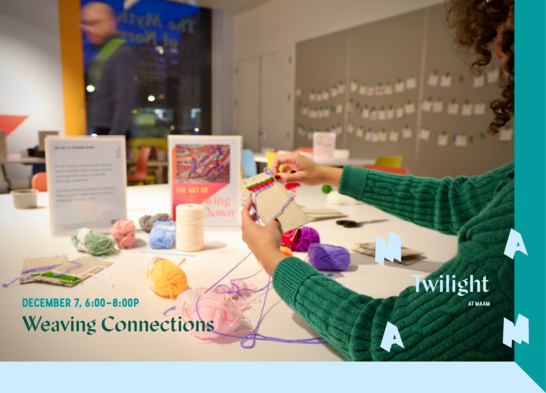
[308,243,351,271]
[139,213,171,233]
[31,272,82,285]
[2,260,83,287]
[149,220,176,249]
[145,258,187,299]
[111,219,136,249]
[164,168,327,349]
[290,226,320,252]
[71,228,116,256]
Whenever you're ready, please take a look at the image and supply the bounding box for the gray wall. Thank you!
[293,4,514,178]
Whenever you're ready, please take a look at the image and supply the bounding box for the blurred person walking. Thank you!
[81,2,138,140]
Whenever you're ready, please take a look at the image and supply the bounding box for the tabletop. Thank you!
[3,154,45,165]
[252,152,375,167]
[0,184,457,361]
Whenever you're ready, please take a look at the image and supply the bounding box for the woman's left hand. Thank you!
[241,198,287,276]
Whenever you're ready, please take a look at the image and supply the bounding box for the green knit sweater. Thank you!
[272,162,514,361]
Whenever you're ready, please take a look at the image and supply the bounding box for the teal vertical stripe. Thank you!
[515,0,546,390]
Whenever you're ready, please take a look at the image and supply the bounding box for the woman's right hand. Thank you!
[271,152,342,187]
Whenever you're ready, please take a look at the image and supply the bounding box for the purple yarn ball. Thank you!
[292,227,320,252]
[308,243,351,271]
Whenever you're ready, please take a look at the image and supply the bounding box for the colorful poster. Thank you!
[168,135,241,227]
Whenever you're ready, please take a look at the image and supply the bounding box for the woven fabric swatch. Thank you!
[238,173,310,233]
[21,255,113,287]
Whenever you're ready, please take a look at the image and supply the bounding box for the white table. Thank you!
[0,184,457,361]
[253,152,375,167]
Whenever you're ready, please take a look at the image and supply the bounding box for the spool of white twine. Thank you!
[176,204,205,252]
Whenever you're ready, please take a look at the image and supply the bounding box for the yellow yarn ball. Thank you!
[145,258,187,299]
[257,246,293,267]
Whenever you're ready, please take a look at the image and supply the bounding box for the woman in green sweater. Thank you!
[241,0,515,361]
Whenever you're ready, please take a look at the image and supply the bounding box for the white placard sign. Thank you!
[313,132,336,159]
[45,136,127,235]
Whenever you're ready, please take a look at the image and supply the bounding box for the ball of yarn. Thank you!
[71,228,116,256]
[145,258,187,299]
[216,279,258,310]
[308,243,351,271]
[111,219,135,249]
[280,246,293,257]
[257,246,293,267]
[327,190,358,205]
[281,229,299,247]
[322,185,332,194]
[139,213,171,233]
[149,220,176,249]
[176,204,205,252]
[291,226,320,252]
[182,288,244,343]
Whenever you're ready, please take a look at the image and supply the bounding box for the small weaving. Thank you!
[20,255,114,287]
[353,242,426,266]
[238,170,310,233]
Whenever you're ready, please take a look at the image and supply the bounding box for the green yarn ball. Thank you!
[71,228,116,256]
[322,185,333,194]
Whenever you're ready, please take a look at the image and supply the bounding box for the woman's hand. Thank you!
[241,198,287,276]
[271,152,342,187]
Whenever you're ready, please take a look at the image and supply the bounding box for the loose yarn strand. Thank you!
[191,168,326,348]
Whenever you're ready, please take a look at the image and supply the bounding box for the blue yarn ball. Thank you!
[149,220,176,249]
[308,243,351,271]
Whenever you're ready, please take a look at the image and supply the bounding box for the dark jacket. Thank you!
[88,36,138,135]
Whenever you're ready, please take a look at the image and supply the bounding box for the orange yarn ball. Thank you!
[280,246,293,257]
[145,258,187,299]
[257,246,293,267]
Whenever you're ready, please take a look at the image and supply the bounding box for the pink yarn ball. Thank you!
[184,289,244,343]
[292,226,320,252]
[111,219,136,249]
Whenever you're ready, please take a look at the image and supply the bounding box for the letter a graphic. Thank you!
[380,322,404,352]
[503,314,529,348]
[504,229,528,259]
[375,232,401,265]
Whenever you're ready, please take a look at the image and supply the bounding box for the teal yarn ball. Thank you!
[71,228,116,256]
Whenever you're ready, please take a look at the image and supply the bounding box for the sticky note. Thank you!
[422,100,432,112]
[448,102,460,115]
[419,129,431,140]
[440,74,452,88]
[473,75,485,88]
[428,73,439,87]
[406,77,417,89]
[432,101,444,113]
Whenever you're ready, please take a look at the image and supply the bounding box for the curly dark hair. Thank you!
[446,0,514,134]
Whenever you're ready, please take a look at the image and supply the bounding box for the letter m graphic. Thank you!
[503,314,529,348]
[375,232,401,266]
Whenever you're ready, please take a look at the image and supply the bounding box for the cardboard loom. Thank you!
[238,173,310,233]
[302,208,347,221]
[21,255,114,287]
[353,242,426,266]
